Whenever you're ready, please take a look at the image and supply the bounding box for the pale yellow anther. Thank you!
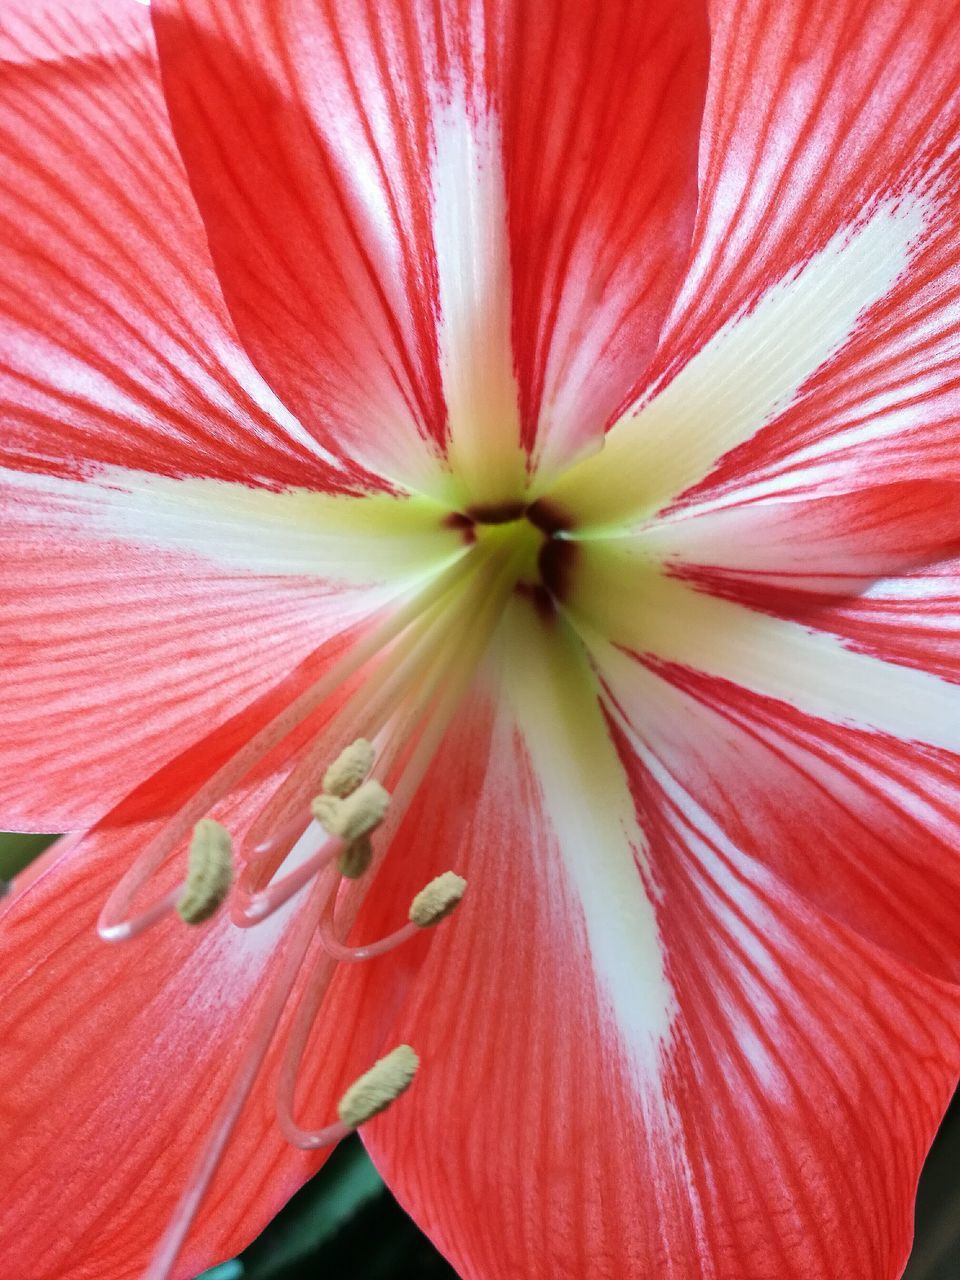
[337,1045,419,1130]
[338,835,373,880]
[322,738,375,799]
[311,779,390,843]
[177,819,234,925]
[409,871,467,927]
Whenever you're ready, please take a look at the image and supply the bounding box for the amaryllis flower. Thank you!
[2,0,960,1277]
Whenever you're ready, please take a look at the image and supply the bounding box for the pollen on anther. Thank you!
[176,819,234,925]
[337,1045,419,1129]
[312,779,390,842]
[409,871,467,927]
[322,738,375,799]
[338,834,373,880]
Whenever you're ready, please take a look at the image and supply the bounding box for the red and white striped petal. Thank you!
[637,487,960,686]
[543,0,960,532]
[149,0,709,500]
[604,644,960,983]
[572,549,960,754]
[0,0,372,495]
[360,604,960,1280]
[635,480,960,600]
[569,547,960,975]
[778,559,960,686]
[0,467,457,832]
[1,0,462,843]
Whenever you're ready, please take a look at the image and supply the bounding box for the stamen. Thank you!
[176,820,234,925]
[409,871,467,927]
[232,830,342,927]
[322,737,375,798]
[243,537,515,874]
[317,881,418,963]
[119,531,532,1277]
[337,1045,419,1129]
[318,869,466,963]
[242,553,496,865]
[312,780,390,880]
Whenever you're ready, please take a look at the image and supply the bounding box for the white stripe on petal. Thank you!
[1,465,461,586]
[574,556,960,753]
[500,602,674,1088]
[431,85,526,506]
[545,192,927,531]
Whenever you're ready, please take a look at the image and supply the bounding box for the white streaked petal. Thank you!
[499,600,674,1087]
[2,465,462,585]
[544,193,927,531]
[569,549,960,753]
[431,86,526,507]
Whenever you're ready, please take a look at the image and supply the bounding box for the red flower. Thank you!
[2,1,960,1278]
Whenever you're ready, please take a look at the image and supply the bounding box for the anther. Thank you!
[176,819,234,925]
[322,738,375,799]
[312,779,390,880]
[337,1045,419,1129]
[338,835,373,880]
[311,779,390,842]
[409,871,467,927]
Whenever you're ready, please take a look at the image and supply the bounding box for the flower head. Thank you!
[2,1,960,1279]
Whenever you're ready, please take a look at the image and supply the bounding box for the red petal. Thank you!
[652,483,960,685]
[648,479,960,601]
[360,610,960,1279]
[0,0,367,492]
[605,650,960,984]
[670,0,960,360]
[569,544,960,977]
[149,0,709,492]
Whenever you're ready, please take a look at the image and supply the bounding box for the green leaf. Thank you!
[0,832,57,883]
[239,1138,385,1280]
[198,1264,244,1280]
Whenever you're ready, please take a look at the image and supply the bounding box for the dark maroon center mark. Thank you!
[445,499,577,614]
[463,499,529,525]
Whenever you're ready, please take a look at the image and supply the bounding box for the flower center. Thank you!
[448,497,578,612]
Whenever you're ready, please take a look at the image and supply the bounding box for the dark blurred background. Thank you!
[1,833,956,1279]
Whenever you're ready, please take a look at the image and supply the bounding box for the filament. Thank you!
[317,877,419,963]
[143,871,330,1280]
[99,552,474,946]
[242,548,500,875]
